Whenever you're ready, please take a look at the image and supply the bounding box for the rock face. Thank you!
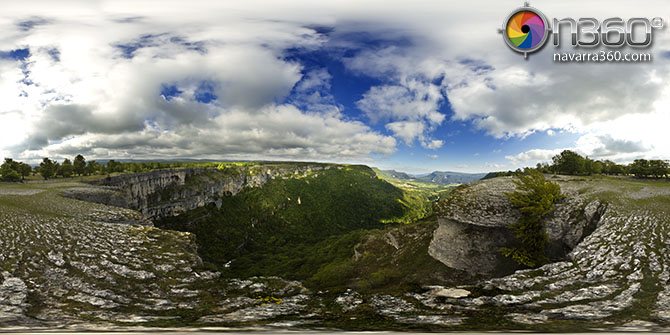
[66,164,328,221]
[428,219,520,277]
[0,272,29,325]
[429,176,606,277]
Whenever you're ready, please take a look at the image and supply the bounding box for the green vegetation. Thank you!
[628,158,669,178]
[501,170,564,267]
[0,158,31,181]
[488,150,669,180]
[73,154,86,176]
[156,165,430,288]
[39,158,56,180]
[548,150,667,178]
[57,158,74,178]
[2,153,262,182]
[372,167,455,219]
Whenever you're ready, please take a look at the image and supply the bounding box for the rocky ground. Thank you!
[0,180,221,328]
[363,175,670,331]
[2,174,670,331]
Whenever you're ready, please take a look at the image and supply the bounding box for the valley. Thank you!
[1,163,670,331]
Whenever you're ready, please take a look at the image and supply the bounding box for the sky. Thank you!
[0,0,669,173]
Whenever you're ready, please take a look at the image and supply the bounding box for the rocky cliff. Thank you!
[64,164,330,221]
[428,176,607,277]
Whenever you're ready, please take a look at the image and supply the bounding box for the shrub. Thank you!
[501,170,564,267]
[1,169,21,182]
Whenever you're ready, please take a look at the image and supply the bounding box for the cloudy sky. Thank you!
[1,0,669,173]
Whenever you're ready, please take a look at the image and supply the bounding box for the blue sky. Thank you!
[0,0,669,173]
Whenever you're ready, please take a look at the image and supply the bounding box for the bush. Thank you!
[501,170,564,267]
[1,169,21,182]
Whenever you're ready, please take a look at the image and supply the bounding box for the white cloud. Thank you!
[422,139,443,150]
[484,162,505,169]
[334,1,670,160]
[384,121,423,145]
[445,60,667,139]
[26,104,396,162]
[2,0,670,166]
[505,148,566,164]
[357,81,445,146]
[0,1,403,163]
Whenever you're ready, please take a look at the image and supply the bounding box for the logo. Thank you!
[501,3,549,59]
[500,3,664,61]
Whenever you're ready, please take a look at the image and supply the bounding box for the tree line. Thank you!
[544,150,668,178]
[0,155,212,181]
[485,150,669,180]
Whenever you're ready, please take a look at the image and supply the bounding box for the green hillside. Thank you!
[155,165,431,285]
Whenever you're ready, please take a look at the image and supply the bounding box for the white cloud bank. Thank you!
[1,0,669,165]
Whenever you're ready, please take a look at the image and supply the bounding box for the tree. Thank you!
[552,150,585,175]
[1,159,18,182]
[85,161,99,175]
[611,164,623,175]
[18,162,32,180]
[592,160,603,175]
[1,158,21,182]
[39,158,56,180]
[584,157,594,175]
[73,154,86,176]
[106,160,124,173]
[59,159,74,178]
[649,160,668,179]
[629,159,650,178]
[1,159,13,178]
[501,170,564,267]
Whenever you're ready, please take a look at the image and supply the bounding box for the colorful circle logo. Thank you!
[501,6,549,58]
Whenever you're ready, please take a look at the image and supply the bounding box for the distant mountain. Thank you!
[378,169,486,185]
[381,169,413,180]
[416,171,487,185]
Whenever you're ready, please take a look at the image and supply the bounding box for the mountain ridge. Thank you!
[379,169,487,185]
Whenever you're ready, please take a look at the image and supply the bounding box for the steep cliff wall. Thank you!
[65,164,330,221]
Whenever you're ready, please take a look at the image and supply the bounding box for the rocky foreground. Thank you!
[1,172,670,331]
[422,176,670,329]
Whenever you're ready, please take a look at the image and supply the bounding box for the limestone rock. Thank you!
[425,286,470,298]
[429,176,605,277]
[0,272,29,323]
[335,290,363,312]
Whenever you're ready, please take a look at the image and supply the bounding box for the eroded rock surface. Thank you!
[429,176,607,276]
[0,182,219,326]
